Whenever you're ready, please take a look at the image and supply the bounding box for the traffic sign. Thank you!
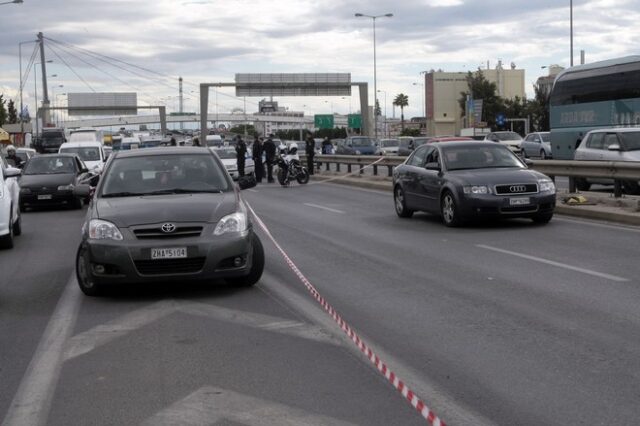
[314,114,334,129]
[347,114,362,129]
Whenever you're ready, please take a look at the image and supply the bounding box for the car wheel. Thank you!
[622,180,640,195]
[541,150,548,160]
[13,212,22,236]
[522,149,528,159]
[441,191,462,227]
[0,211,14,249]
[575,178,591,191]
[72,197,83,210]
[394,186,413,218]
[76,245,102,296]
[227,233,264,287]
[532,213,553,224]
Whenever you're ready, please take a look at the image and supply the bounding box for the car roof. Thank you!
[430,137,474,142]
[113,147,211,158]
[60,141,102,147]
[585,127,640,134]
[430,141,501,149]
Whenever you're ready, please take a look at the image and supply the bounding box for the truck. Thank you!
[36,127,67,154]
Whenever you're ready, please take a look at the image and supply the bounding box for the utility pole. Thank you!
[179,77,184,130]
[37,32,51,126]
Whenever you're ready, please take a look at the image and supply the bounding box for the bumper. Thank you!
[457,192,556,218]
[21,191,78,207]
[81,230,255,286]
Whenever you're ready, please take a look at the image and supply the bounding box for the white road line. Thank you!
[476,244,630,282]
[554,216,640,233]
[2,274,82,426]
[303,203,346,214]
[247,189,259,193]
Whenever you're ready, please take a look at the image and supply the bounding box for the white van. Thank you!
[59,141,106,173]
[205,134,223,147]
[69,127,104,144]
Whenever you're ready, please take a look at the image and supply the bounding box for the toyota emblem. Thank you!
[161,223,176,233]
[509,185,527,193]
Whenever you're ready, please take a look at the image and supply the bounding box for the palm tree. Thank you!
[393,93,409,131]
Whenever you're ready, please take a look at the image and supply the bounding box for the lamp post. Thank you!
[19,39,37,140]
[0,0,23,5]
[377,90,387,137]
[570,0,574,67]
[355,12,393,140]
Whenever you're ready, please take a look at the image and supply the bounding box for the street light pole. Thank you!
[355,12,393,140]
[377,90,387,137]
[570,0,574,67]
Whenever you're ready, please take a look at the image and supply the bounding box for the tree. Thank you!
[229,124,256,136]
[393,93,409,131]
[458,70,505,130]
[7,99,18,124]
[526,83,550,132]
[503,95,528,134]
[0,95,7,127]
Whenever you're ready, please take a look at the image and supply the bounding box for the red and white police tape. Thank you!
[245,202,446,426]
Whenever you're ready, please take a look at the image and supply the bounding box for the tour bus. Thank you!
[549,56,640,159]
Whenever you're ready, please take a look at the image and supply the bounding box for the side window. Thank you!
[586,133,604,149]
[424,146,438,165]
[533,135,541,143]
[525,135,533,142]
[603,133,620,148]
[407,146,428,167]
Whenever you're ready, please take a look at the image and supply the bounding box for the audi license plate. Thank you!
[151,247,187,259]
[37,194,52,200]
[510,197,530,206]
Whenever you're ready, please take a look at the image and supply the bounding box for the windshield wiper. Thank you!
[102,191,145,198]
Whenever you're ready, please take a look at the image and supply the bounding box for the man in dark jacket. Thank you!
[263,135,277,183]
[5,145,23,168]
[252,136,263,182]
[235,136,247,177]
[305,134,315,175]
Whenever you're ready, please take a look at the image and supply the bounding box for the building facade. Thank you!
[424,63,526,136]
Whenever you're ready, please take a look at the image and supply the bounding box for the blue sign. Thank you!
[496,113,506,126]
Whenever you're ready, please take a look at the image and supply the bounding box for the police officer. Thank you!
[263,134,277,183]
[252,135,264,183]
[305,133,315,175]
[235,136,247,177]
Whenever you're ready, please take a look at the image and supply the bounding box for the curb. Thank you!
[311,174,640,227]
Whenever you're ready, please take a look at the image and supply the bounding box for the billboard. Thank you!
[68,92,137,116]
[235,73,351,97]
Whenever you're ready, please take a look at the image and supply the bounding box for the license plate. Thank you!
[510,197,530,206]
[38,194,52,200]
[151,247,187,259]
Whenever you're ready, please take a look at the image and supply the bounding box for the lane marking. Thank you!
[247,188,259,193]
[2,274,82,426]
[476,244,630,282]
[554,216,640,233]
[141,386,358,426]
[303,203,346,214]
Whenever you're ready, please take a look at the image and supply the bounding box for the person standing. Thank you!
[192,137,201,147]
[305,133,315,175]
[235,136,247,177]
[263,134,276,183]
[252,135,264,182]
[322,136,332,154]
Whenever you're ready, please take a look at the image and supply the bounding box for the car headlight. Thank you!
[214,212,248,235]
[463,185,491,195]
[538,179,556,194]
[58,184,75,191]
[20,187,32,195]
[88,219,123,240]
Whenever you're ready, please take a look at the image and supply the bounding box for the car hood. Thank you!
[448,168,548,184]
[20,173,75,188]
[95,192,237,227]
[499,140,522,147]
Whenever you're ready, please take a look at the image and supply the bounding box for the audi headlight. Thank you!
[538,179,556,194]
[463,185,491,195]
[58,184,75,191]
[214,212,248,235]
[88,219,123,240]
[20,187,32,195]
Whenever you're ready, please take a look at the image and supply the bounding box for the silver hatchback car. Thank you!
[574,128,640,193]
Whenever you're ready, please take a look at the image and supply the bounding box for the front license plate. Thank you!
[151,247,187,259]
[37,194,52,200]
[510,197,530,206]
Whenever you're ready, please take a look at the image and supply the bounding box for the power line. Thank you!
[47,42,96,92]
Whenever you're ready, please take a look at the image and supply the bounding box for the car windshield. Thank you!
[381,139,399,147]
[495,132,523,141]
[540,133,551,142]
[24,156,76,175]
[42,135,64,145]
[351,137,374,147]
[443,145,525,171]
[100,153,230,197]
[60,147,101,161]
[619,132,640,151]
[212,147,237,159]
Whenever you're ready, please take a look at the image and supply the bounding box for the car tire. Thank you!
[575,178,591,191]
[623,180,640,195]
[394,186,413,218]
[532,213,553,224]
[227,233,264,287]
[541,150,548,159]
[441,191,462,227]
[13,212,22,236]
[76,245,102,296]
[0,211,14,249]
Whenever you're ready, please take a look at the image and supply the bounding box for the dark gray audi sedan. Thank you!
[74,147,263,296]
[393,141,556,226]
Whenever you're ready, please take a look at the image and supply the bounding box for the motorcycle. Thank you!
[276,143,310,186]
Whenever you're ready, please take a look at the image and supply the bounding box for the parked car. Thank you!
[59,141,107,174]
[392,141,556,226]
[73,147,263,296]
[210,146,255,180]
[521,132,552,159]
[483,131,524,156]
[573,128,640,193]
[19,154,91,210]
[377,139,400,155]
[335,136,378,155]
[0,156,22,248]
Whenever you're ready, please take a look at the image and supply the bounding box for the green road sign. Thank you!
[314,114,334,129]
[348,114,362,129]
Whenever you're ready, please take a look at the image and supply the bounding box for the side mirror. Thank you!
[425,162,441,171]
[607,144,621,151]
[238,175,257,190]
[80,168,89,174]
[73,184,91,198]
[4,167,22,178]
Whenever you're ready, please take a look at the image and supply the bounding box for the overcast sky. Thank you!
[1,0,639,120]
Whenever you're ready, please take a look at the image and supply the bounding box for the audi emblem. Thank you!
[161,223,176,233]
[509,185,527,193]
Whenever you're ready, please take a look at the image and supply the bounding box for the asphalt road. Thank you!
[2,183,639,425]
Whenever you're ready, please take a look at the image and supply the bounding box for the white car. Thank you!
[0,156,22,249]
[59,141,106,174]
[210,146,255,180]
[483,131,524,156]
